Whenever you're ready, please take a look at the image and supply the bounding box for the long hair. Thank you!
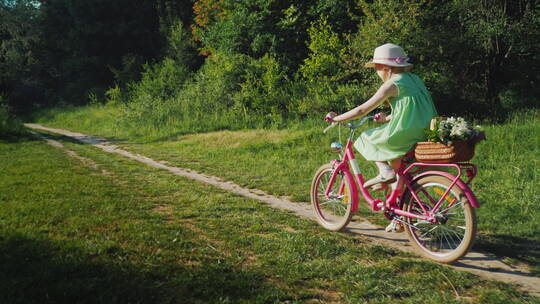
[381,66,410,106]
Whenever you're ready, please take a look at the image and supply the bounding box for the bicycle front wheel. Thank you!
[310,164,354,231]
[402,175,476,263]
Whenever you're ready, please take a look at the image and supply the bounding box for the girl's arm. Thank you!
[328,81,398,122]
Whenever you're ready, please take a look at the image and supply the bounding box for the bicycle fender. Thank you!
[413,171,480,208]
[334,161,360,213]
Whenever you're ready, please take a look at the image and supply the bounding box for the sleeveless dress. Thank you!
[354,72,438,162]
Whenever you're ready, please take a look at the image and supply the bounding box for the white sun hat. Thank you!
[364,43,413,68]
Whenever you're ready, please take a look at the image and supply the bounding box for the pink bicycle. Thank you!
[311,116,479,263]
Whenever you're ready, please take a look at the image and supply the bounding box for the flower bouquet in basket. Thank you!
[415,117,486,163]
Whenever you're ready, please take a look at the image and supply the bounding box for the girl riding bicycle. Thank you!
[325,43,437,190]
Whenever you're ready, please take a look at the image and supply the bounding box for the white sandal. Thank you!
[385,219,404,233]
[364,174,396,188]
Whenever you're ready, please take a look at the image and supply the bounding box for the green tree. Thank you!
[0,0,44,114]
[192,0,360,72]
[346,0,539,118]
[38,0,162,104]
[299,17,346,82]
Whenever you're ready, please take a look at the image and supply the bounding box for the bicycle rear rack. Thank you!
[403,162,477,185]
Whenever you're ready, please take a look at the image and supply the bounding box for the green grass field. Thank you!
[1,131,537,303]
[32,105,540,275]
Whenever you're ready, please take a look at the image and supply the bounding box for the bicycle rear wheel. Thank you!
[402,175,476,263]
[310,164,354,231]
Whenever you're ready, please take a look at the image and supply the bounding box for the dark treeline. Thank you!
[1,0,539,132]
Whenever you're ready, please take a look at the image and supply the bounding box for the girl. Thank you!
[325,43,437,192]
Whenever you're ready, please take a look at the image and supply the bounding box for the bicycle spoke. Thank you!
[402,176,476,262]
[440,200,464,214]
[419,226,438,239]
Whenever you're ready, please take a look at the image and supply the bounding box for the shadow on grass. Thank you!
[0,233,284,304]
[0,131,38,143]
[475,233,540,276]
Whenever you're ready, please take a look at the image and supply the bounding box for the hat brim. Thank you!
[364,60,413,68]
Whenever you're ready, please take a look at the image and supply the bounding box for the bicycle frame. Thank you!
[324,124,480,224]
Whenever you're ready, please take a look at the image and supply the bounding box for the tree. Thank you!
[38,0,162,104]
[346,0,540,118]
[0,0,44,114]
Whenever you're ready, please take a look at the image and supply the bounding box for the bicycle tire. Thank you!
[402,175,477,263]
[310,163,354,231]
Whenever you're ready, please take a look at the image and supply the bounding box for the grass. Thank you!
[1,131,538,303]
[31,105,540,275]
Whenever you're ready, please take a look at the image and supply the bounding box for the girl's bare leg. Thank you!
[375,161,395,179]
[386,157,404,232]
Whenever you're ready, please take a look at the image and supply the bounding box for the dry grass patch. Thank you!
[178,129,306,149]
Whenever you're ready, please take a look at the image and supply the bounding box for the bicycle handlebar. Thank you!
[323,115,374,134]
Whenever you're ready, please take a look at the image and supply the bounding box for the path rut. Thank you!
[25,123,540,296]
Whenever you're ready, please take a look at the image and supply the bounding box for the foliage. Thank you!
[294,81,369,116]
[165,20,201,70]
[192,0,359,71]
[1,0,538,122]
[348,0,540,118]
[232,55,290,118]
[0,95,24,137]
[0,0,45,114]
[156,0,195,37]
[36,0,163,105]
[129,58,192,103]
[299,17,346,82]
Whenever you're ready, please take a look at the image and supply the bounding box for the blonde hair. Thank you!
[378,65,410,106]
[382,66,410,82]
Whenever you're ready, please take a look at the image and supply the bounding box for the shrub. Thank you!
[299,17,346,82]
[232,55,290,120]
[128,58,192,103]
[118,53,253,135]
[295,80,370,116]
[0,95,24,137]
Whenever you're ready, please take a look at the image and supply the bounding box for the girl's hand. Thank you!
[373,113,387,123]
[325,112,337,122]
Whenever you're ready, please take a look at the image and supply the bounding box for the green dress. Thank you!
[354,72,438,162]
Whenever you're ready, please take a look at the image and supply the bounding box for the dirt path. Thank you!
[25,123,540,296]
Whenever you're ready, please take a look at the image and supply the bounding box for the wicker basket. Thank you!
[414,140,475,163]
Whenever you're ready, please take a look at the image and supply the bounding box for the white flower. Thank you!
[435,116,478,144]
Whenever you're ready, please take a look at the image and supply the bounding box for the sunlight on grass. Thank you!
[30,105,540,276]
[1,134,534,303]
[178,129,308,149]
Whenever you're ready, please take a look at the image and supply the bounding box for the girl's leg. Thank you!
[375,161,395,179]
[364,161,396,188]
[386,157,404,232]
[390,158,401,171]
[389,158,402,190]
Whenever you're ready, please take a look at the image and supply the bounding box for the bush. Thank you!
[294,80,370,116]
[299,17,346,82]
[0,96,24,137]
[127,58,192,103]
[117,53,252,136]
[232,55,290,120]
